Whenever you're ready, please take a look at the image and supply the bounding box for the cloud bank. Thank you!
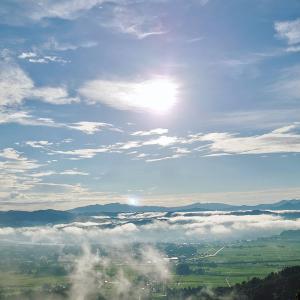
[1,211,300,245]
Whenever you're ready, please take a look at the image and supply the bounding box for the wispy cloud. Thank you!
[0,108,122,135]
[60,169,89,176]
[30,169,89,177]
[0,148,27,161]
[146,154,183,162]
[201,123,300,156]
[0,60,77,106]
[54,147,112,159]
[218,49,284,78]
[53,134,185,160]
[102,5,167,39]
[0,148,42,169]
[18,51,68,64]
[0,109,58,127]
[0,0,107,24]
[131,128,168,136]
[42,37,98,51]
[48,124,300,161]
[31,86,79,104]
[186,36,204,43]
[286,45,300,53]
[269,64,300,101]
[69,121,122,135]
[210,108,300,130]
[26,141,53,148]
[0,0,167,29]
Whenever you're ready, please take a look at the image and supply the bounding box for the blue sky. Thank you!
[0,0,300,210]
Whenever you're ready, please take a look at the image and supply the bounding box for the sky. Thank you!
[0,0,300,210]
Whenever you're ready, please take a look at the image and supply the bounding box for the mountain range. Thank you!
[0,199,300,227]
[68,199,300,214]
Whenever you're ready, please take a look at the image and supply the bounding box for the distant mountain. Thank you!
[68,203,165,214]
[280,229,300,239]
[0,210,74,227]
[68,199,300,215]
[68,202,241,215]
[1,199,300,227]
[242,199,300,211]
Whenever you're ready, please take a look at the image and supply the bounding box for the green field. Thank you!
[0,233,300,298]
[169,237,300,288]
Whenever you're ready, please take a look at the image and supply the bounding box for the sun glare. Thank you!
[134,77,178,113]
[127,196,139,206]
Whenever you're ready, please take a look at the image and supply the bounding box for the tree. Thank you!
[176,263,191,275]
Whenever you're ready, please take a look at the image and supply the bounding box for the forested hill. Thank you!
[167,266,300,300]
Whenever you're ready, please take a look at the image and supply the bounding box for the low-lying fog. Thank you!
[1,210,300,245]
[1,210,300,300]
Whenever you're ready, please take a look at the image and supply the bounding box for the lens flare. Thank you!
[133,77,178,114]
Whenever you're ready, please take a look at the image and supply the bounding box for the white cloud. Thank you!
[275,18,300,45]
[30,169,89,177]
[201,124,300,155]
[55,147,111,159]
[0,108,121,136]
[286,45,300,53]
[0,0,210,29]
[0,109,59,127]
[143,136,179,147]
[43,55,68,63]
[131,128,168,136]
[1,212,300,245]
[146,154,183,162]
[78,77,178,112]
[272,124,299,134]
[52,123,300,161]
[0,61,77,106]
[0,148,24,160]
[18,52,68,64]
[0,173,40,197]
[0,61,34,106]
[42,37,98,51]
[28,58,48,64]
[0,148,42,173]
[118,135,180,150]
[18,52,37,59]
[26,141,53,148]
[19,0,107,22]
[103,6,167,39]
[173,147,191,154]
[69,121,121,134]
[31,86,79,104]
[52,134,185,160]
[30,171,56,177]
[60,169,89,176]
[135,153,148,158]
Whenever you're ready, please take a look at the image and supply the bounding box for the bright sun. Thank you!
[79,76,179,113]
[133,77,178,113]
